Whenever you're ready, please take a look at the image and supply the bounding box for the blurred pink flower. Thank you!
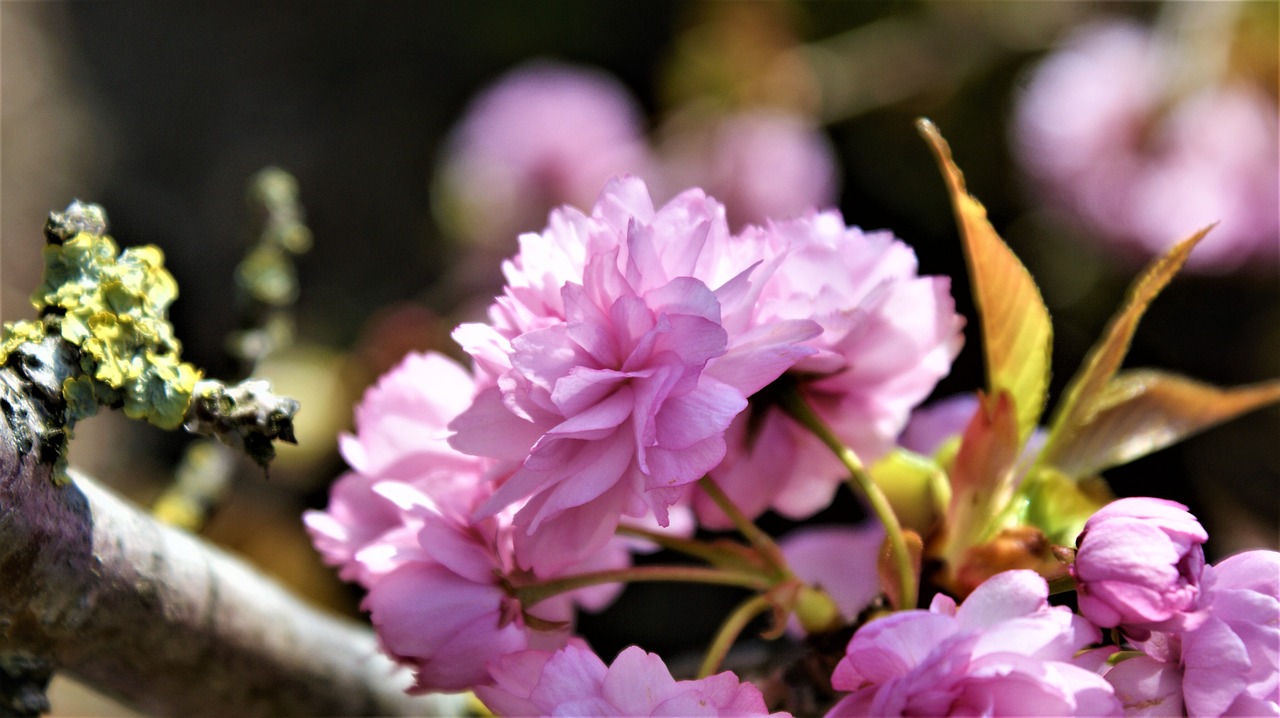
[450,177,820,574]
[476,643,781,716]
[1072,497,1208,639]
[779,523,885,636]
[828,570,1120,717]
[434,60,655,250]
[897,393,980,457]
[699,213,963,525]
[1014,21,1279,273]
[657,110,839,230]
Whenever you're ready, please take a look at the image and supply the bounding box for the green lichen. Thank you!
[1,208,203,436]
[0,321,47,365]
[32,230,201,431]
[3,201,299,487]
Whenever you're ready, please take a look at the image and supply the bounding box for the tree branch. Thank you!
[0,361,463,716]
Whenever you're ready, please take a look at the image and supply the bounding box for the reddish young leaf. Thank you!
[939,391,1021,572]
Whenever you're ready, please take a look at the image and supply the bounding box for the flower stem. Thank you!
[696,475,789,574]
[697,594,773,679]
[614,523,729,565]
[514,565,769,609]
[780,389,919,610]
[1047,573,1077,596]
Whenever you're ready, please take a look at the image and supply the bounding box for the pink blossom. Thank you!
[657,110,839,230]
[351,448,641,693]
[698,213,963,525]
[304,353,554,691]
[476,643,782,716]
[359,473,661,693]
[361,491,574,693]
[433,60,654,251]
[1014,21,1279,274]
[1090,550,1280,716]
[828,570,1121,716]
[450,178,821,574]
[1178,550,1280,716]
[1072,498,1208,639]
[1097,653,1184,717]
[306,351,635,692]
[305,351,485,586]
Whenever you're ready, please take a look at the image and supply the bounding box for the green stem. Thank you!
[615,523,734,566]
[781,390,918,610]
[514,565,768,609]
[696,475,789,574]
[697,594,773,679]
[1047,573,1077,596]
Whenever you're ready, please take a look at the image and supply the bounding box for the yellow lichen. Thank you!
[14,225,203,431]
[0,320,46,364]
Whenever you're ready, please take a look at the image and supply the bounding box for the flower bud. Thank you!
[1072,497,1208,638]
[794,584,842,635]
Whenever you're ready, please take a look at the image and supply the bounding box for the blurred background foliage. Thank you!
[1,1,1275,713]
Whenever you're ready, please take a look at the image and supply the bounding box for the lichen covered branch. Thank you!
[0,201,300,477]
[184,378,299,468]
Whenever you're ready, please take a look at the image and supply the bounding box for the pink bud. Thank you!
[1072,497,1208,639]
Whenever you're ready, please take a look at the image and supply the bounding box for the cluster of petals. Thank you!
[304,351,625,692]
[1174,550,1280,715]
[698,213,963,525]
[305,351,489,587]
[827,570,1121,716]
[1071,497,1208,639]
[476,642,783,716]
[1085,549,1280,715]
[449,176,960,573]
[1013,20,1279,273]
[450,177,822,573]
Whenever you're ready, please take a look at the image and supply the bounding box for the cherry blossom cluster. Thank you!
[308,176,961,708]
[830,499,1279,716]
[1073,499,1279,716]
[306,175,1278,715]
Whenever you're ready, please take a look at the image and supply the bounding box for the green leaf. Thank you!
[917,119,1052,444]
[1020,467,1113,546]
[1039,227,1212,469]
[868,448,951,535]
[1048,370,1280,477]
